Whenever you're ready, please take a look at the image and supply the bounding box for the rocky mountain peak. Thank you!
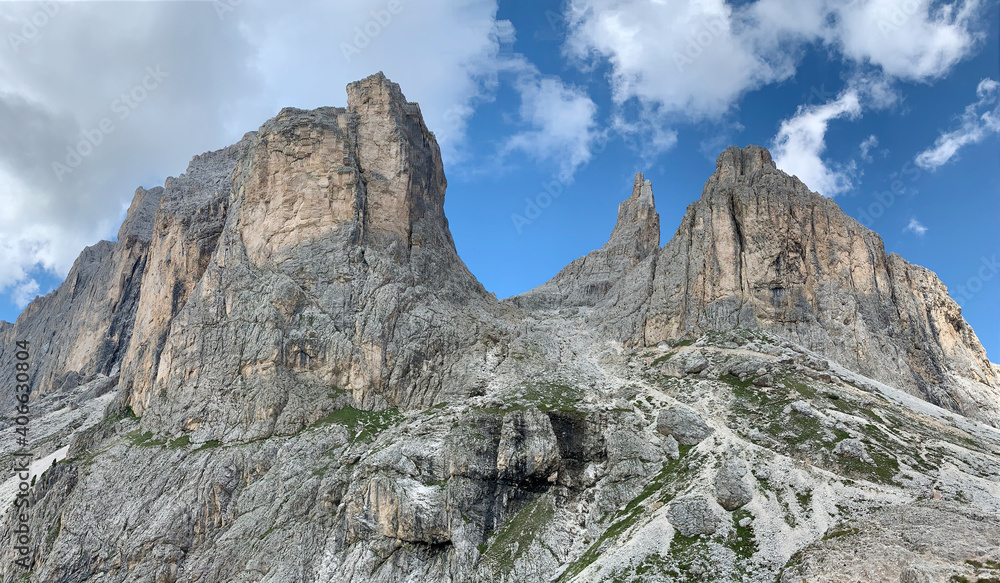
[511,172,660,309]
[3,76,1000,583]
[116,186,163,244]
[709,144,778,186]
[346,70,420,119]
[596,145,1000,426]
[608,172,659,256]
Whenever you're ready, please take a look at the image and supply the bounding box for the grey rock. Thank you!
[790,400,817,417]
[596,145,1000,427]
[834,438,871,461]
[510,173,659,310]
[782,501,1000,583]
[662,434,680,460]
[496,408,560,483]
[667,495,720,537]
[715,458,753,511]
[899,565,934,583]
[0,185,163,408]
[683,353,709,374]
[657,407,714,445]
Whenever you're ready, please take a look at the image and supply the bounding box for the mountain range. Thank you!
[1,72,998,583]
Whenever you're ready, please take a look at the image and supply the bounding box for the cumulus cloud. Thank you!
[0,0,514,309]
[832,0,985,82]
[771,90,863,196]
[564,0,797,119]
[915,77,1000,170]
[12,279,39,309]
[562,0,985,151]
[904,217,928,236]
[502,70,600,182]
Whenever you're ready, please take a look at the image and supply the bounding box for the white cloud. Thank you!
[915,77,1000,170]
[12,279,39,309]
[563,0,797,119]
[0,0,513,310]
[562,0,985,146]
[612,109,678,165]
[771,90,863,196]
[502,70,600,182]
[832,0,985,82]
[904,217,928,236]
[860,134,879,162]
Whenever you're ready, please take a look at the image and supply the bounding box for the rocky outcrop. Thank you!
[0,185,161,408]
[510,173,659,309]
[594,146,1000,426]
[715,457,753,511]
[115,73,511,441]
[496,408,560,484]
[667,495,720,537]
[657,407,714,445]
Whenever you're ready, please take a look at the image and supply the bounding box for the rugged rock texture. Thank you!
[1,77,998,583]
[598,145,1000,426]
[715,457,753,511]
[0,184,162,407]
[116,73,510,442]
[511,173,659,309]
[656,406,714,445]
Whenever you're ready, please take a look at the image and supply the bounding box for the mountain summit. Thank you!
[595,145,999,426]
[1,75,998,583]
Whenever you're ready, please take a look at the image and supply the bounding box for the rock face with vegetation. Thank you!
[1,73,998,583]
[595,145,1000,427]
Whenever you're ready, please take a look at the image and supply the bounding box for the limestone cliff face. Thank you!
[117,73,508,441]
[0,184,161,405]
[595,146,1000,425]
[512,172,660,309]
[4,78,1000,583]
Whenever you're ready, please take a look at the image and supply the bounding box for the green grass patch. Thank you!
[836,446,899,484]
[310,406,402,442]
[726,509,758,562]
[194,439,222,452]
[720,374,754,390]
[795,489,813,510]
[784,377,817,400]
[45,515,60,546]
[168,435,191,448]
[480,495,555,574]
[558,446,697,582]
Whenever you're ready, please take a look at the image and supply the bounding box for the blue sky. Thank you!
[0,0,997,357]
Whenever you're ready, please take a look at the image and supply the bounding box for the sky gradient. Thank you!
[1,0,998,357]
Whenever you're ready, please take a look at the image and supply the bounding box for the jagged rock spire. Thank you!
[511,172,660,309]
[598,145,1000,426]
